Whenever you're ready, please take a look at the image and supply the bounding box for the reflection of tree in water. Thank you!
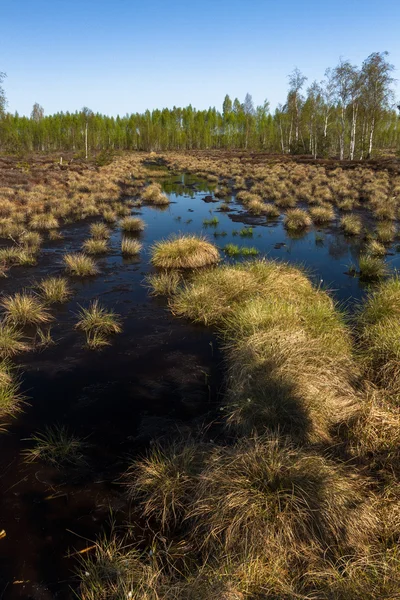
[328,234,354,260]
[162,174,215,198]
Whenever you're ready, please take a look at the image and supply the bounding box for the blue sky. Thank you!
[1,0,399,116]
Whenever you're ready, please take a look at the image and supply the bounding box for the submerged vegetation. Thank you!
[24,424,87,468]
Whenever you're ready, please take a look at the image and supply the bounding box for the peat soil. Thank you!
[1,169,400,599]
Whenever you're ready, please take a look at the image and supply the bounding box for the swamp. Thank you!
[1,150,400,599]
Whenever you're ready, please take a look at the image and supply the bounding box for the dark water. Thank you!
[0,173,399,599]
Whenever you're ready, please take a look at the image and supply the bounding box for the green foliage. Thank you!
[0,52,397,157]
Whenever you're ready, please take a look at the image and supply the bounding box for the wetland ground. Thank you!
[1,152,400,599]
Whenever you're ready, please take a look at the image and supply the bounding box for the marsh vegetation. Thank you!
[1,150,400,599]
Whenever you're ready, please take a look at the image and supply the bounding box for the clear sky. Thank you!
[1,0,399,117]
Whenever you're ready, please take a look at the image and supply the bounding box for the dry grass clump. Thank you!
[284,208,312,231]
[38,276,71,304]
[120,216,145,233]
[48,230,64,241]
[19,231,43,250]
[275,195,297,208]
[236,191,261,205]
[172,259,356,442]
[0,246,37,269]
[309,204,335,224]
[29,213,59,231]
[146,271,181,296]
[121,237,142,255]
[171,260,312,326]
[0,361,24,427]
[365,239,386,257]
[23,424,87,468]
[263,203,280,218]
[77,533,167,600]
[358,254,388,281]
[75,300,122,349]
[340,215,362,236]
[64,253,99,277]
[82,238,109,255]
[189,435,370,557]
[341,387,400,476]
[151,235,219,269]
[1,292,51,326]
[223,321,354,442]
[127,439,206,532]
[142,182,170,205]
[247,199,265,215]
[0,322,29,358]
[376,221,396,244]
[356,277,400,394]
[102,209,118,223]
[90,222,110,239]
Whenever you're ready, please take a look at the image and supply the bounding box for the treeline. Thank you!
[0,52,399,158]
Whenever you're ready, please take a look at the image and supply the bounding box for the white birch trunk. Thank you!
[368,116,375,157]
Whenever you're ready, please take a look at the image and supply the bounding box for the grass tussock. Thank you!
[356,276,400,395]
[358,254,388,281]
[82,238,109,255]
[121,237,142,255]
[38,276,71,304]
[127,439,206,532]
[120,216,145,233]
[189,435,370,556]
[1,292,51,326]
[64,253,99,276]
[0,322,28,358]
[24,424,87,468]
[90,222,110,239]
[146,271,181,296]
[19,231,43,250]
[365,239,386,257]
[142,182,170,205]
[151,235,219,269]
[172,260,355,442]
[309,204,335,224]
[263,203,280,218]
[29,213,59,231]
[0,361,24,427]
[75,300,122,349]
[376,221,396,244]
[340,215,362,236]
[284,208,312,231]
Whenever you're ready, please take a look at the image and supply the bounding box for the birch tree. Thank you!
[332,59,356,159]
[287,68,307,150]
[321,68,336,141]
[0,72,6,116]
[81,106,93,159]
[243,93,255,149]
[31,103,44,122]
[360,52,395,158]
[348,67,361,160]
